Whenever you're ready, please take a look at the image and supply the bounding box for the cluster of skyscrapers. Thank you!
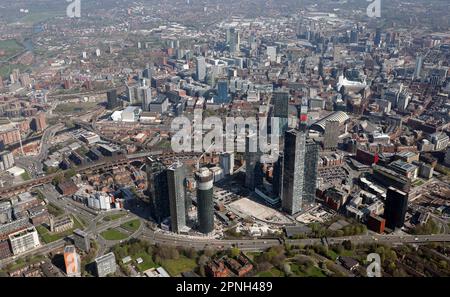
[147,159,214,235]
[243,110,320,216]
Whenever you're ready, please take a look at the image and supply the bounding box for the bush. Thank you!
[229,247,240,259]
[342,240,353,251]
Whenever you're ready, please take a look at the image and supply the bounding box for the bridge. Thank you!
[0,151,204,199]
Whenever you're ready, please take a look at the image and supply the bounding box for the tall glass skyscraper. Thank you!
[196,56,206,82]
[272,91,290,135]
[167,161,187,233]
[147,160,169,223]
[245,133,263,191]
[216,79,230,104]
[303,139,319,205]
[281,129,319,215]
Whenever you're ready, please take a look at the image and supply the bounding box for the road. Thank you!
[3,203,450,270]
[15,124,65,179]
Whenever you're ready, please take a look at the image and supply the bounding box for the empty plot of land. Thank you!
[296,207,334,224]
[228,198,290,224]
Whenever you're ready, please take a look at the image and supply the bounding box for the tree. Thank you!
[342,240,353,251]
[283,263,292,276]
[229,247,240,258]
[198,255,209,266]
[256,262,272,272]
[198,265,206,277]
[332,244,344,255]
[185,247,197,259]
[64,168,77,179]
[204,247,216,258]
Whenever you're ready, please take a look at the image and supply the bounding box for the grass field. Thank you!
[36,215,84,244]
[103,213,127,222]
[20,171,31,181]
[290,263,326,277]
[100,229,128,241]
[134,252,157,272]
[54,102,99,115]
[47,203,64,217]
[0,63,28,80]
[121,219,141,232]
[4,255,45,273]
[19,11,63,24]
[159,256,197,276]
[0,40,23,58]
[257,267,284,277]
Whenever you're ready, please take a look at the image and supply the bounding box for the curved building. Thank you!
[310,111,349,133]
[195,168,214,234]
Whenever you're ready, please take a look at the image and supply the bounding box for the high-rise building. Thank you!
[195,168,214,234]
[95,252,117,277]
[350,29,359,43]
[229,28,240,53]
[281,130,319,215]
[127,84,142,105]
[147,160,170,223]
[374,28,382,47]
[64,245,81,277]
[303,139,320,204]
[266,46,277,62]
[445,147,450,166]
[245,134,263,191]
[8,227,40,255]
[273,91,289,118]
[143,64,152,80]
[219,152,234,176]
[140,80,152,111]
[196,56,206,82]
[272,154,283,198]
[0,151,14,172]
[413,54,423,80]
[106,89,119,110]
[384,187,409,229]
[216,79,230,104]
[272,91,289,134]
[167,162,187,233]
[323,120,340,150]
[282,129,306,215]
[397,91,410,112]
[73,229,90,252]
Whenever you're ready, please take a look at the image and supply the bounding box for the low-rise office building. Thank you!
[8,227,40,255]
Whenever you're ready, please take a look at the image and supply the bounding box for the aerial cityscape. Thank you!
[0,0,450,280]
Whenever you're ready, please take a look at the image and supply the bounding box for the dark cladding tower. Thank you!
[272,90,290,135]
[167,161,187,234]
[195,168,214,234]
[245,133,263,191]
[106,89,119,110]
[146,160,169,223]
[384,187,409,229]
